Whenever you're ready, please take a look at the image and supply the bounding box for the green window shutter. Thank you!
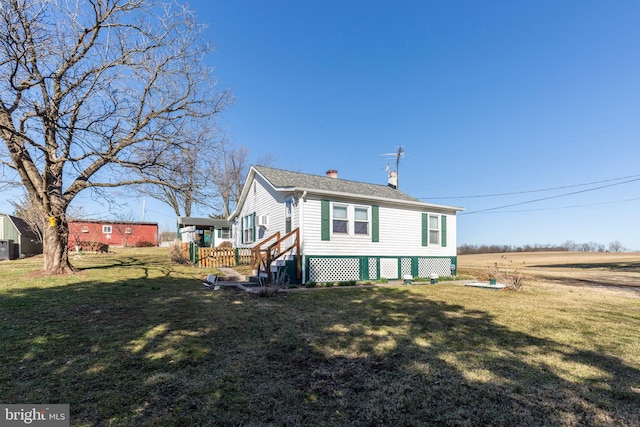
[321,200,330,241]
[372,205,379,242]
[441,215,447,247]
[217,229,221,238]
[252,212,256,242]
[421,213,428,246]
[241,218,244,244]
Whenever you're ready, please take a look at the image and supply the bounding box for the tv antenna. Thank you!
[380,146,405,189]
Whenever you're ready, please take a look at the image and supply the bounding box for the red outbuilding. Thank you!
[68,219,158,250]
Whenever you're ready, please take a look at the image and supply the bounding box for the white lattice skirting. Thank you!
[368,258,378,280]
[308,257,360,282]
[418,258,452,277]
[307,256,455,282]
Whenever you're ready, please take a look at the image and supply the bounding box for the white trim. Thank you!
[300,192,306,283]
[428,214,441,246]
[332,203,349,235]
[353,205,370,236]
[296,187,463,211]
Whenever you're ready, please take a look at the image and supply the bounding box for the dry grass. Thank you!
[1,248,639,426]
[459,251,640,293]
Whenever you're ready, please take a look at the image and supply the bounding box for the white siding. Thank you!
[302,196,457,257]
[232,175,457,258]
[233,175,299,249]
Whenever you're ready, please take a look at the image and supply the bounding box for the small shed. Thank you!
[0,213,42,259]
[177,217,233,248]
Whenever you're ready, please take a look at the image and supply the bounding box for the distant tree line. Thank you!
[458,240,627,255]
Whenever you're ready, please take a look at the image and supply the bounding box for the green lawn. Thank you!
[1,248,639,426]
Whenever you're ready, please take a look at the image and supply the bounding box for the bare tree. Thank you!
[608,240,625,253]
[0,0,231,273]
[111,210,137,248]
[208,142,278,218]
[10,194,45,244]
[136,123,224,217]
[211,141,249,218]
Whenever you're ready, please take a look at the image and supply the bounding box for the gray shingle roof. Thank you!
[3,214,39,238]
[177,217,231,228]
[253,166,422,203]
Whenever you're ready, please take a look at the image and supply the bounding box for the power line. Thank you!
[421,173,640,200]
[424,118,640,190]
[459,177,640,215]
[464,197,640,214]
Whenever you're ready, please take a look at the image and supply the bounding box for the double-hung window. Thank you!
[429,215,440,245]
[322,200,379,241]
[243,214,255,243]
[102,225,112,234]
[285,199,293,233]
[221,228,231,239]
[332,205,348,234]
[354,207,369,235]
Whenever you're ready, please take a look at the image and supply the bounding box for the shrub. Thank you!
[377,278,388,284]
[135,240,155,247]
[305,281,317,288]
[169,241,192,265]
[337,280,357,287]
[488,256,526,291]
[78,241,109,253]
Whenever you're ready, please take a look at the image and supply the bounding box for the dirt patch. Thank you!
[459,251,640,295]
[27,268,86,278]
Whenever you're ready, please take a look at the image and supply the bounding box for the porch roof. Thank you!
[177,217,232,228]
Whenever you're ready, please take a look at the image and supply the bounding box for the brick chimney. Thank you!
[326,169,338,179]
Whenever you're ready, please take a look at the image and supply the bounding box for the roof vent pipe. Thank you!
[326,170,338,179]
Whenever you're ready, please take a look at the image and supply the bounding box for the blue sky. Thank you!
[192,0,640,249]
[2,1,640,248]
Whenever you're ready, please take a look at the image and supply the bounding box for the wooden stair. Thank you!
[250,228,300,285]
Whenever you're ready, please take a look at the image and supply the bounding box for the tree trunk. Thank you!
[42,215,76,274]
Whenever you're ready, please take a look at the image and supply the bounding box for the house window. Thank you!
[429,215,440,245]
[243,214,255,243]
[125,227,132,234]
[354,207,369,235]
[332,205,348,234]
[285,199,292,233]
[81,226,89,233]
[102,225,112,234]
[221,228,231,239]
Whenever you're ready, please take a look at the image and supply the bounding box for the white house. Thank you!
[228,166,463,284]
